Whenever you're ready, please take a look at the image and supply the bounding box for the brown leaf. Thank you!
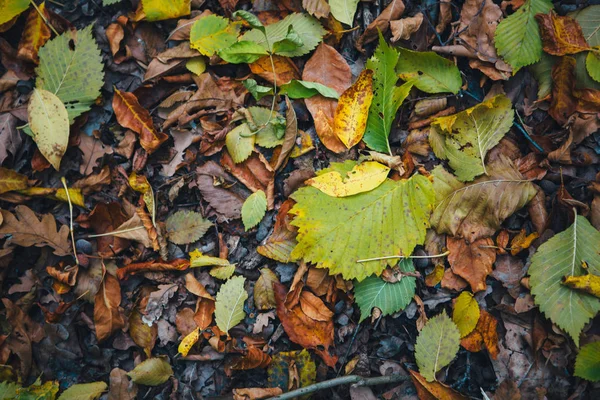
[86,202,130,257]
[274,97,298,171]
[196,161,244,222]
[436,0,452,33]
[549,56,577,125]
[0,113,22,164]
[116,259,189,280]
[409,370,467,400]
[535,11,590,56]
[493,379,521,400]
[218,0,239,13]
[491,255,526,298]
[232,387,283,400]
[356,0,405,50]
[390,13,424,42]
[441,267,469,291]
[109,368,137,400]
[16,2,51,64]
[168,10,212,41]
[302,43,351,153]
[129,309,157,357]
[306,267,333,297]
[249,55,299,85]
[225,347,271,375]
[254,268,279,310]
[185,273,214,300]
[194,297,215,330]
[302,0,330,18]
[0,205,71,256]
[460,309,499,358]
[94,268,125,342]
[73,165,112,195]
[112,88,168,154]
[78,133,113,176]
[299,290,334,322]
[176,307,198,336]
[257,199,298,263]
[447,236,496,293]
[274,282,337,367]
[221,151,275,209]
[161,128,200,177]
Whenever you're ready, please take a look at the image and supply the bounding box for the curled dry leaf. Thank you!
[112,88,168,154]
[221,151,275,209]
[447,236,497,293]
[409,370,467,400]
[196,161,244,222]
[299,290,334,322]
[257,199,298,263]
[94,267,125,342]
[390,13,424,42]
[356,0,406,50]
[225,346,272,375]
[116,259,189,280]
[232,387,283,400]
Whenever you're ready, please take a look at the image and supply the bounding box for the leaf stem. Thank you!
[357,251,450,263]
[60,177,78,265]
[251,31,277,136]
[30,0,60,37]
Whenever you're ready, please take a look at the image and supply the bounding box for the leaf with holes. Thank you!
[429,94,514,182]
[354,259,416,322]
[529,216,600,346]
[415,311,461,382]
[215,276,248,333]
[165,210,212,245]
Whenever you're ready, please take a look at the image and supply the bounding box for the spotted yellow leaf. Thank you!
[178,327,200,357]
[333,69,374,149]
[307,161,390,197]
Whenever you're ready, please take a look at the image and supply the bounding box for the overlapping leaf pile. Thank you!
[0,0,599,399]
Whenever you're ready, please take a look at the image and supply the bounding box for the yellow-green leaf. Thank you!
[242,190,267,231]
[396,49,462,94]
[165,210,212,245]
[190,15,240,56]
[429,94,514,182]
[306,161,390,197]
[0,0,29,25]
[575,341,600,381]
[214,275,248,333]
[329,0,360,25]
[209,264,235,280]
[587,51,600,82]
[290,169,435,281]
[189,250,232,268]
[57,382,108,400]
[28,88,69,170]
[127,357,173,386]
[0,167,28,194]
[333,69,374,149]
[226,123,255,163]
[141,0,190,21]
[415,311,461,382]
[185,57,206,75]
[452,292,480,338]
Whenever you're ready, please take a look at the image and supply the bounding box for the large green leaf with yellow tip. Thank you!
[290,166,435,281]
[529,216,600,346]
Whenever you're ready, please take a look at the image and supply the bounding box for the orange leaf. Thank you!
[194,297,215,330]
[16,2,51,64]
[409,370,467,400]
[274,282,338,367]
[116,259,189,280]
[249,55,299,86]
[299,291,334,322]
[447,236,496,293]
[225,347,271,375]
[232,387,283,400]
[112,88,168,154]
[221,151,275,210]
[333,69,374,149]
[257,199,297,263]
[548,56,578,125]
[94,267,125,342]
[460,309,499,359]
[535,11,590,56]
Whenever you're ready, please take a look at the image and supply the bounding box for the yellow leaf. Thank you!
[510,229,539,255]
[129,172,155,222]
[141,0,190,22]
[452,291,480,338]
[55,188,85,207]
[189,250,232,268]
[333,69,374,148]
[562,272,600,298]
[210,264,236,280]
[306,161,390,197]
[185,57,206,76]
[178,327,200,356]
[0,167,28,194]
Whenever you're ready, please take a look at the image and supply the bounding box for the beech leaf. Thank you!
[415,311,461,382]
[241,190,267,231]
[452,292,480,337]
[165,210,212,245]
[214,276,248,333]
[254,268,279,310]
[127,357,173,386]
[57,382,108,400]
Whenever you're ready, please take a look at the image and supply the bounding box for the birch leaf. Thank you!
[429,95,514,182]
[329,0,360,26]
[214,276,248,333]
[575,341,600,381]
[415,311,461,382]
[242,190,267,231]
[226,123,255,163]
[529,216,600,346]
[396,49,461,94]
[165,210,212,245]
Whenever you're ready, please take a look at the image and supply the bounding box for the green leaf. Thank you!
[530,53,558,99]
[529,216,600,346]
[127,357,173,386]
[165,210,212,245]
[218,41,269,64]
[279,80,340,99]
[396,49,462,94]
[242,190,267,231]
[570,5,600,47]
[494,0,553,71]
[575,52,600,90]
[215,275,248,333]
[210,264,236,280]
[0,0,29,25]
[354,259,416,322]
[226,123,255,163]
[272,25,304,54]
[249,107,285,148]
[415,311,461,382]
[290,171,435,281]
[141,0,190,21]
[103,0,121,5]
[329,0,360,26]
[429,94,514,181]
[364,35,413,153]
[36,25,104,124]
[430,157,537,242]
[15,379,59,400]
[575,341,600,381]
[0,381,18,400]
[240,13,326,57]
[28,88,70,171]
[587,52,600,82]
[244,80,273,101]
[232,10,265,31]
[190,15,240,56]
[57,382,107,400]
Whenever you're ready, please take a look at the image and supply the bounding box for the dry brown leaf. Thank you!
[549,56,578,125]
[409,370,467,400]
[250,55,299,85]
[460,309,499,358]
[273,97,298,171]
[232,387,283,400]
[78,133,113,176]
[442,267,469,291]
[168,10,212,41]
[109,368,137,400]
[129,309,157,357]
[302,0,330,18]
[116,259,189,280]
[356,0,405,50]
[491,255,527,298]
[257,199,298,263]
[94,267,125,342]
[196,161,244,222]
[528,187,549,235]
[225,347,271,375]
[306,267,333,297]
[221,151,275,210]
[535,11,590,56]
[86,202,131,257]
[447,236,496,293]
[390,13,424,42]
[299,290,334,322]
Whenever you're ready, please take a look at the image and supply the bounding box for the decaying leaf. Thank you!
[94,267,125,342]
[536,11,591,56]
[257,199,298,263]
[254,268,279,310]
[460,309,499,358]
[165,210,212,244]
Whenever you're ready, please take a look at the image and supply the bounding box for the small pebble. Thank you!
[538,180,558,193]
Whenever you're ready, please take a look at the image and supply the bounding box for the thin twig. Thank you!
[30,0,59,36]
[60,178,78,265]
[357,250,450,263]
[269,374,410,400]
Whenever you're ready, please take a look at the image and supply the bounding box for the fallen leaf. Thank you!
[196,161,244,222]
[254,268,279,310]
[549,56,578,125]
[299,290,334,322]
[249,55,300,85]
[108,368,137,400]
[333,69,374,149]
[225,346,271,374]
[562,271,600,298]
[94,267,125,342]
[390,13,424,42]
[127,357,173,386]
[0,167,27,194]
[86,202,130,257]
[447,237,497,293]
[78,133,113,176]
[129,309,157,357]
[453,291,480,337]
[306,161,390,197]
[165,210,212,245]
[536,11,591,56]
[509,229,539,255]
[214,275,247,333]
[409,370,467,399]
[58,382,107,400]
[356,0,405,50]
[415,311,460,381]
[257,199,298,263]
[232,387,283,400]
[491,255,527,298]
[116,259,189,280]
[16,2,51,64]
[460,309,499,359]
[221,151,275,209]
[273,96,298,171]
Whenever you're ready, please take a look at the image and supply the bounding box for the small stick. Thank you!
[357,251,450,263]
[269,374,410,400]
[60,177,78,265]
[30,0,59,36]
